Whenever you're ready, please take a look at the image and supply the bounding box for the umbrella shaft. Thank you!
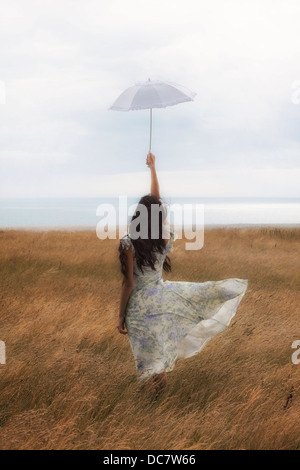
[149,108,152,152]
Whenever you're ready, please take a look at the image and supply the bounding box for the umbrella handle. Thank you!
[149,108,152,152]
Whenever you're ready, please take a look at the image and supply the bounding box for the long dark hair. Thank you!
[119,194,171,276]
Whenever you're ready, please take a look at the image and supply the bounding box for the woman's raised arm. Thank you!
[146,152,160,199]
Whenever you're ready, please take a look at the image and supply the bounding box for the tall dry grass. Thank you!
[0,227,299,450]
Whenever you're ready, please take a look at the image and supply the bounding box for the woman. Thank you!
[117,152,248,391]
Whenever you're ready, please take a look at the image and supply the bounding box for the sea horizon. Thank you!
[0,197,300,229]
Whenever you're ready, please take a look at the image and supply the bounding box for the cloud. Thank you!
[1,168,299,199]
[0,0,300,198]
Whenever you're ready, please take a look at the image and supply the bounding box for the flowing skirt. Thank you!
[125,277,248,380]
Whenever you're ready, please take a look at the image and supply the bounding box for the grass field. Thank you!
[0,227,299,450]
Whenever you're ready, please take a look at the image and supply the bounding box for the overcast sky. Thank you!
[0,0,300,198]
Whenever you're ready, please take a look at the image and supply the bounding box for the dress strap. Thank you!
[166,230,177,253]
[120,233,135,255]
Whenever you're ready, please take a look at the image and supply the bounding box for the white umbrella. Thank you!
[109,78,196,151]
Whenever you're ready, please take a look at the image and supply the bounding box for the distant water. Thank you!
[0,197,300,229]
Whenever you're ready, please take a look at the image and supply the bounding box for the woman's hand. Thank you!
[117,315,128,335]
[146,152,156,169]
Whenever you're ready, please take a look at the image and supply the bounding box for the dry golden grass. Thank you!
[0,227,299,450]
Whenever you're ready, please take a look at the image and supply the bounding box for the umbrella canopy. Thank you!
[109,78,196,150]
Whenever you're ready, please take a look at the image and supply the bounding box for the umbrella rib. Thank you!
[149,86,163,107]
[130,86,162,109]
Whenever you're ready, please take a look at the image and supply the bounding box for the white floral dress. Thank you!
[120,232,248,381]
